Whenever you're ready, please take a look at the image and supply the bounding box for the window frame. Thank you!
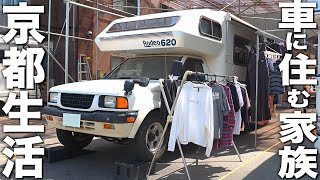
[107,16,181,33]
[199,16,222,41]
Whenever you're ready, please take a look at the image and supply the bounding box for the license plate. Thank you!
[63,113,81,128]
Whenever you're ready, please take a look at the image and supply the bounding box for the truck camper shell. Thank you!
[95,9,283,56]
[95,9,284,81]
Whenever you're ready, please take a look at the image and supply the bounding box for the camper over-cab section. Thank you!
[95,9,228,57]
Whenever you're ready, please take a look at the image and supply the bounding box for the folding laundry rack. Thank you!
[146,70,242,180]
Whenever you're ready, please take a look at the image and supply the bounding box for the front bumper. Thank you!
[43,106,138,138]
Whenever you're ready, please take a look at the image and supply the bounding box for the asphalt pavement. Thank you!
[0,108,319,180]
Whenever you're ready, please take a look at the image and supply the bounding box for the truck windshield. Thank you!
[105,56,181,80]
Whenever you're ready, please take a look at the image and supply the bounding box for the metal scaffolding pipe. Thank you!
[137,0,141,15]
[41,44,75,82]
[240,16,281,21]
[73,2,75,41]
[96,0,99,80]
[105,4,176,11]
[237,0,262,15]
[69,0,126,17]
[82,0,135,16]
[316,30,320,126]
[65,0,70,83]
[318,30,320,74]
[47,0,52,102]
[255,34,259,149]
[0,24,92,42]
[220,0,238,11]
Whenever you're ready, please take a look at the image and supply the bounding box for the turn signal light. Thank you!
[116,97,128,109]
[104,123,112,129]
[47,116,53,121]
[127,117,135,123]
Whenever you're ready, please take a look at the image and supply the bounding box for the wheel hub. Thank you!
[146,122,164,153]
[148,133,156,141]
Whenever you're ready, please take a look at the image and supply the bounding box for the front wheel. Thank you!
[56,129,94,150]
[132,112,167,161]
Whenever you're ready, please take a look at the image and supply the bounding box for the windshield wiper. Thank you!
[117,77,133,79]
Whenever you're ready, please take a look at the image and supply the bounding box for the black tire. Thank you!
[132,111,167,161]
[56,129,94,150]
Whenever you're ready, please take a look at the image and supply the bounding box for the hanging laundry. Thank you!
[228,83,240,112]
[208,82,230,139]
[160,79,181,122]
[269,59,285,95]
[246,46,271,122]
[232,83,244,135]
[240,85,251,132]
[213,83,236,148]
[168,82,214,157]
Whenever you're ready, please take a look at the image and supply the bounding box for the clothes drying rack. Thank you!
[146,70,242,180]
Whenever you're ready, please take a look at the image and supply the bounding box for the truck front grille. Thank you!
[60,93,94,109]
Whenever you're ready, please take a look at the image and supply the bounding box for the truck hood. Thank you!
[49,79,159,95]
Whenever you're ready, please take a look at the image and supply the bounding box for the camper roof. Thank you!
[98,9,284,42]
[95,9,284,56]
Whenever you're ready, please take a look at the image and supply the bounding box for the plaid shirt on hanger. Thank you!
[213,83,236,148]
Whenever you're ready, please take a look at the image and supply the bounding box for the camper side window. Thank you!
[199,17,222,41]
[233,35,251,67]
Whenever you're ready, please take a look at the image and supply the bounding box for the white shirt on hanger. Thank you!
[233,83,244,135]
[167,82,214,157]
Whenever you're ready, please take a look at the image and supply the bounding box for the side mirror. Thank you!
[133,77,150,87]
[124,80,135,95]
[171,60,183,76]
[124,77,150,95]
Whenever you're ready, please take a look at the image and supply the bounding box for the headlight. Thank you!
[49,92,58,103]
[104,96,116,108]
[102,96,128,109]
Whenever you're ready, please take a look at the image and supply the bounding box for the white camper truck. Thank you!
[0,35,41,114]
[44,9,281,161]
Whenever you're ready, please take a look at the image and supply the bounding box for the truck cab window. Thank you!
[182,58,204,75]
[106,56,182,80]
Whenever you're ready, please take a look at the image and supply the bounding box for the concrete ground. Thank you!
[0,108,318,180]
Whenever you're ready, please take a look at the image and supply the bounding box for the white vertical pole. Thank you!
[184,0,187,9]
[73,1,75,40]
[96,0,99,79]
[316,30,320,119]
[255,34,259,149]
[318,30,320,75]
[65,0,70,84]
[137,0,141,15]
[47,0,52,101]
